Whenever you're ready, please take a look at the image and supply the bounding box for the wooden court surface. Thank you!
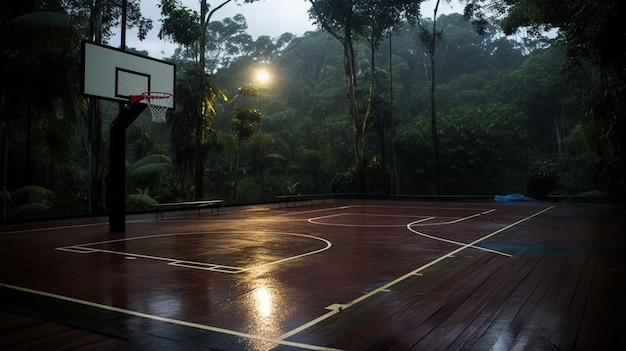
[0,199,624,350]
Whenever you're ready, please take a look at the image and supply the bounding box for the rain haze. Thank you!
[2,0,624,349]
[120,0,461,58]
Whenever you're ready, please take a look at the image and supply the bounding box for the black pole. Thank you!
[109,102,147,232]
[120,0,127,51]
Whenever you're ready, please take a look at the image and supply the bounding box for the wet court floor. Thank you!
[1,199,624,350]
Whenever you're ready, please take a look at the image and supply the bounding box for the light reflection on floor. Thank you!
[241,274,289,350]
[254,286,273,318]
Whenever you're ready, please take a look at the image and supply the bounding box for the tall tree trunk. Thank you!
[88,99,104,213]
[194,114,204,200]
[430,44,441,194]
[25,104,32,185]
[555,106,563,155]
[233,138,242,204]
[199,0,207,68]
[343,29,365,192]
[430,0,442,194]
[193,0,231,200]
[389,34,397,195]
[192,1,209,200]
[88,0,105,213]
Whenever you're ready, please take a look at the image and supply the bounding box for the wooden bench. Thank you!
[275,194,324,208]
[151,199,224,219]
[275,193,364,208]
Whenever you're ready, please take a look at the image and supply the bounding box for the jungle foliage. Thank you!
[0,0,614,221]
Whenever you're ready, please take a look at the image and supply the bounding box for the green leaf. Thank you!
[11,185,53,205]
[127,154,171,176]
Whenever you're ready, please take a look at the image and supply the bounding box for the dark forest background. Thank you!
[1,0,623,221]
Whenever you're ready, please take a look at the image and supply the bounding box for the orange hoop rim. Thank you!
[129,91,174,104]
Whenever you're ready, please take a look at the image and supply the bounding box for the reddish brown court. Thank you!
[1,199,624,350]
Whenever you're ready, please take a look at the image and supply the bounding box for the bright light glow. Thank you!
[254,287,272,317]
[256,69,270,85]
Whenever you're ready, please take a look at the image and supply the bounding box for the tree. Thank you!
[362,68,392,193]
[463,0,626,196]
[275,30,343,112]
[170,61,226,200]
[205,14,253,73]
[506,47,585,155]
[307,0,422,192]
[64,0,153,213]
[0,0,154,217]
[395,103,530,194]
[439,104,530,194]
[159,0,259,68]
[231,91,261,202]
[159,0,258,199]
[415,1,446,194]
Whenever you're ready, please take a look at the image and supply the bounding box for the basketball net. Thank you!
[132,92,173,123]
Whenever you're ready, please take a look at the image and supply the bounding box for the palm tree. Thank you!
[171,62,227,200]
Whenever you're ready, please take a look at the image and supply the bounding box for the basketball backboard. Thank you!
[81,41,175,109]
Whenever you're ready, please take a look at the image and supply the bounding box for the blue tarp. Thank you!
[494,194,537,202]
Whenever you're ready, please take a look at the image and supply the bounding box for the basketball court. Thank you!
[1,43,622,350]
[1,199,624,350]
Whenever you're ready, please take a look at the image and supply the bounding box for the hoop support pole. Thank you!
[109,102,147,232]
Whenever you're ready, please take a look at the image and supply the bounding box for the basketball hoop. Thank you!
[130,92,173,123]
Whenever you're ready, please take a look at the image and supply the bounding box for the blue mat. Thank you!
[494,194,537,202]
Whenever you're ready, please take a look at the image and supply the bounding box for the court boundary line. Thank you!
[308,207,510,256]
[56,231,332,274]
[0,204,498,234]
[0,222,107,235]
[406,209,512,257]
[307,207,496,228]
[1,202,553,349]
[408,209,496,226]
[406,227,512,257]
[332,204,495,211]
[279,205,554,340]
[308,213,434,227]
[0,283,342,351]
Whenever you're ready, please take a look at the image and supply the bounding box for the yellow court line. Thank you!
[0,283,342,351]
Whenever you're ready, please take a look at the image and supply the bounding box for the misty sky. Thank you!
[120,0,461,58]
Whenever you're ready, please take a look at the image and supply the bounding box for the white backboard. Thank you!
[81,41,175,109]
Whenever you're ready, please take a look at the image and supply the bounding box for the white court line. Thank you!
[306,209,508,254]
[0,283,342,351]
[308,213,433,227]
[333,204,494,211]
[0,221,107,235]
[308,208,496,228]
[288,206,353,216]
[406,225,512,257]
[406,209,511,257]
[409,209,495,226]
[147,206,342,224]
[280,205,554,340]
[56,231,332,274]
